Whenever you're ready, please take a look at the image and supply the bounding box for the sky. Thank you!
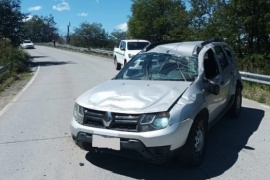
[20,0,132,35]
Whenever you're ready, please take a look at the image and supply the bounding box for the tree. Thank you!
[110,29,128,45]
[203,0,270,56]
[0,0,26,46]
[23,14,59,43]
[70,22,108,48]
[188,0,216,40]
[128,0,189,42]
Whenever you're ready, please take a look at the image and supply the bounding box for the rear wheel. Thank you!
[180,116,207,166]
[114,57,121,70]
[229,87,242,118]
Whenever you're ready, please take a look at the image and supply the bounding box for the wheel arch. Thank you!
[193,108,209,129]
[184,108,209,141]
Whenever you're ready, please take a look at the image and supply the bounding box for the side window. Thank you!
[223,46,233,63]
[120,41,125,50]
[203,49,219,79]
[214,46,229,71]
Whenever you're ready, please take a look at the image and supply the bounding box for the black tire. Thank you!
[114,57,121,70]
[180,116,207,166]
[229,87,242,118]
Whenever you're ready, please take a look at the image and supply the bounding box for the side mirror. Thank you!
[120,47,125,51]
[208,80,220,95]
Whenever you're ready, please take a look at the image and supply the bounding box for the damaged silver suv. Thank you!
[70,38,243,166]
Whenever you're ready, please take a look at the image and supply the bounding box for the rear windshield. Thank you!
[127,42,150,50]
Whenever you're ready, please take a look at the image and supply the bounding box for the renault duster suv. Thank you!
[71,38,243,166]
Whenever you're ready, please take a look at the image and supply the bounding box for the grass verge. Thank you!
[242,81,270,106]
[0,72,32,93]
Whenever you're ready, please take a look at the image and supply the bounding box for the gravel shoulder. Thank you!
[0,77,32,111]
[0,64,37,111]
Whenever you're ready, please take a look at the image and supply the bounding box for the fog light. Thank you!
[148,146,170,157]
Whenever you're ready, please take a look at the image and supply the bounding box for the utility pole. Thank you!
[67,22,71,44]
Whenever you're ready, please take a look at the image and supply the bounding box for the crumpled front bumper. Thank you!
[73,132,174,162]
[70,117,193,162]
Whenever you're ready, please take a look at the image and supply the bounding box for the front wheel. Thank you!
[180,116,207,166]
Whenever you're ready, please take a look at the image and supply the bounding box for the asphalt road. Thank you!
[0,46,269,180]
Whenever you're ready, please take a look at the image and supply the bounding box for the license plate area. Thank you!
[92,134,120,150]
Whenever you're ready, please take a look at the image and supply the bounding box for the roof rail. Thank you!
[192,37,223,56]
[201,37,223,46]
[142,40,179,52]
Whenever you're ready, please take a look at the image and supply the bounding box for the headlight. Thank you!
[140,112,170,132]
[128,54,134,59]
[73,103,84,124]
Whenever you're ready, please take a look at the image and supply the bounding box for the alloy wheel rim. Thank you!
[194,125,204,153]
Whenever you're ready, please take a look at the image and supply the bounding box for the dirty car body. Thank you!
[71,38,243,166]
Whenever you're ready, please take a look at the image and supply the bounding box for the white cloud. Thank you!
[23,15,33,22]
[28,6,42,11]
[53,1,70,11]
[116,22,128,32]
[77,12,88,17]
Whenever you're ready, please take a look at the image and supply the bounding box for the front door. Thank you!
[200,47,230,123]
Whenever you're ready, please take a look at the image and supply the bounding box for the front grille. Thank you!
[83,109,142,132]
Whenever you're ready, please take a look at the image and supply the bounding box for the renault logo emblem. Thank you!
[103,112,113,127]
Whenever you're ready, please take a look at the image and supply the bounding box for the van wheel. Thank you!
[229,87,242,118]
[114,57,121,70]
[180,116,207,166]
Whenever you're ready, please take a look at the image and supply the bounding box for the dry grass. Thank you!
[242,81,270,106]
[0,72,32,93]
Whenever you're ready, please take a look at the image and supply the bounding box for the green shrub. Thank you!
[0,37,31,92]
[0,37,30,74]
[238,54,270,75]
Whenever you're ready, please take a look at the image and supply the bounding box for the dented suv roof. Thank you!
[147,41,203,56]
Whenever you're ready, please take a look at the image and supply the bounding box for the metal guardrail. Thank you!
[90,48,113,56]
[240,71,270,85]
[41,43,114,55]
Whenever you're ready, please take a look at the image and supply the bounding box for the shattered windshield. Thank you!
[115,52,198,81]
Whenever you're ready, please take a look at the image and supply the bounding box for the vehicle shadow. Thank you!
[29,55,76,67]
[30,60,76,67]
[30,55,47,59]
[85,107,264,179]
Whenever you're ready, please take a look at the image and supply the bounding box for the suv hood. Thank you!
[77,80,191,113]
